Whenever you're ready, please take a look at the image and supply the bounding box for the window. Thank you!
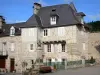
[48,59,51,66]
[11,43,15,51]
[62,44,65,52]
[82,43,86,50]
[10,26,15,36]
[47,44,51,52]
[31,60,34,64]
[30,44,33,50]
[58,27,65,36]
[62,59,65,65]
[50,16,56,25]
[44,29,48,36]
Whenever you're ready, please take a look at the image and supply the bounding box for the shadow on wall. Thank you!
[95,45,100,53]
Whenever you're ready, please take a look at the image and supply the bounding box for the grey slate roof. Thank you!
[37,4,81,28]
[0,22,25,37]
[0,3,86,37]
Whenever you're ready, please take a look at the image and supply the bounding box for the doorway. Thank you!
[10,58,15,72]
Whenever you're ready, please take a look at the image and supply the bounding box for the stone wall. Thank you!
[88,32,100,63]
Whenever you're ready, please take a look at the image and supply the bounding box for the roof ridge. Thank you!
[41,4,69,9]
[5,22,26,25]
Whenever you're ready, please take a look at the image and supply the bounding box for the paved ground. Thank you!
[1,66,100,75]
[41,66,100,75]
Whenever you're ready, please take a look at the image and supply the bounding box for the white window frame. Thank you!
[10,26,15,36]
[47,44,51,52]
[57,27,65,36]
[50,16,56,25]
[82,43,86,50]
[62,44,65,52]
[43,29,48,36]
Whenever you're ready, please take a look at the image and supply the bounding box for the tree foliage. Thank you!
[87,21,100,32]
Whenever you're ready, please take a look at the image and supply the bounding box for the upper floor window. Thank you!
[50,16,56,25]
[47,44,51,52]
[82,43,86,50]
[30,44,33,50]
[10,26,15,36]
[62,44,65,52]
[57,27,65,36]
[44,29,48,36]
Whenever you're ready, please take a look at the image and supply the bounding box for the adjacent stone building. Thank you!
[88,32,100,64]
[0,2,89,73]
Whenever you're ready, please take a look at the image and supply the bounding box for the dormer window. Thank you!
[10,26,15,36]
[50,16,56,25]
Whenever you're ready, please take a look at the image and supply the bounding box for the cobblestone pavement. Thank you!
[0,66,100,75]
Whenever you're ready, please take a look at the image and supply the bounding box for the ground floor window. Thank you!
[62,59,66,65]
[48,59,51,66]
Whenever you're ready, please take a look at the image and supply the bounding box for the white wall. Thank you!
[21,28,37,42]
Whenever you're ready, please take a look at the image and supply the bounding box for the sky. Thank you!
[0,0,100,23]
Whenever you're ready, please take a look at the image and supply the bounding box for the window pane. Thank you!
[62,44,65,52]
[30,44,33,50]
[62,59,65,65]
[48,44,51,52]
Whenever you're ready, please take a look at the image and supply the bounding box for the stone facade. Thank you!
[88,32,100,63]
[42,25,89,63]
[0,36,22,73]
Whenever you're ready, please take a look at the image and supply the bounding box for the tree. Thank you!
[87,21,100,32]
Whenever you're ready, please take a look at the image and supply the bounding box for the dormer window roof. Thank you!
[10,26,15,36]
[50,8,59,25]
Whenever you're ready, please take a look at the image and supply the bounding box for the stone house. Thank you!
[0,2,89,73]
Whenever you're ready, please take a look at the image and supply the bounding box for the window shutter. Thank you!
[65,44,67,52]
[83,43,85,50]
[51,44,54,53]
[58,28,61,36]
[48,29,50,36]
[58,44,61,52]
[62,27,65,36]
[58,27,65,36]
[44,45,47,53]
[11,43,15,51]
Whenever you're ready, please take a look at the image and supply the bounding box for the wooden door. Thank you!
[0,59,5,68]
[10,58,15,72]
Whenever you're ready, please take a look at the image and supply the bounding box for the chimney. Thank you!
[0,16,5,29]
[33,3,42,15]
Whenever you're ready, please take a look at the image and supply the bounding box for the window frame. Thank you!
[47,44,51,52]
[10,26,15,36]
[44,29,48,36]
[50,16,57,25]
[62,59,66,65]
[62,44,65,52]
